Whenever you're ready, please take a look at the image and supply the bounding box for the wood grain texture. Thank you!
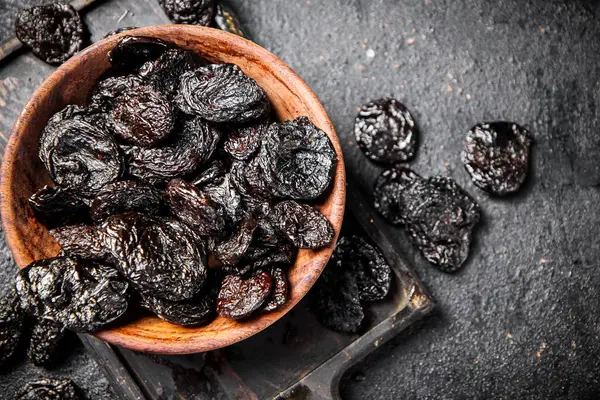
[0,25,346,354]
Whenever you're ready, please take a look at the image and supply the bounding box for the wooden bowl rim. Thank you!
[0,25,346,354]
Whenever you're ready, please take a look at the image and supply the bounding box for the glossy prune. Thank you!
[269,201,334,249]
[262,268,289,313]
[140,48,203,97]
[27,319,66,367]
[373,168,422,225]
[89,74,143,112]
[203,172,243,228]
[159,0,216,26]
[212,2,248,38]
[354,98,418,164]
[17,378,81,400]
[177,63,269,123]
[191,159,228,187]
[108,36,170,72]
[141,291,216,327]
[212,217,257,266]
[238,242,297,273]
[15,3,85,65]
[50,224,108,260]
[90,180,163,222]
[462,122,533,196]
[29,185,89,227]
[0,289,25,367]
[224,121,270,161]
[217,271,272,319]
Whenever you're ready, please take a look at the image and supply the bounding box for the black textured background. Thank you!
[1,0,600,399]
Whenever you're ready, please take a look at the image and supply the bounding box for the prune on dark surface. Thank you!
[212,2,248,38]
[88,74,143,111]
[462,121,533,196]
[159,0,216,26]
[109,85,174,147]
[262,268,289,313]
[16,257,129,332]
[269,201,334,249]
[203,172,243,227]
[333,236,391,302]
[0,289,25,367]
[29,185,89,227]
[191,159,228,187]
[50,224,108,260]
[141,291,216,327]
[125,116,220,184]
[139,48,204,97]
[16,378,81,400]
[108,36,171,72]
[103,26,138,38]
[15,3,85,65]
[224,120,270,161]
[354,98,418,164]
[176,63,269,123]
[373,167,422,225]
[90,180,163,222]
[165,178,226,237]
[39,107,123,198]
[217,271,272,319]
[212,217,257,266]
[27,318,66,367]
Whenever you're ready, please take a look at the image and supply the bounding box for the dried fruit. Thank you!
[373,168,422,225]
[203,172,243,228]
[191,159,228,187]
[217,271,272,319]
[269,201,334,249]
[141,291,216,327]
[212,217,257,266]
[89,74,143,112]
[354,98,418,164]
[50,224,108,260]
[17,378,81,400]
[15,3,85,65]
[212,2,248,38]
[0,289,25,367]
[159,0,216,26]
[238,242,297,273]
[224,120,270,161]
[27,318,66,367]
[90,180,163,222]
[263,268,289,312]
[29,185,89,227]
[108,35,170,72]
[462,121,533,196]
[139,48,204,97]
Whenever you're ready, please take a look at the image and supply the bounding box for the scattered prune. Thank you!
[139,48,204,97]
[88,74,143,112]
[90,180,163,222]
[177,63,269,123]
[0,289,25,367]
[212,217,257,266]
[263,268,289,312]
[27,318,66,367]
[224,120,270,160]
[104,26,138,38]
[462,121,533,196]
[110,85,174,147]
[108,36,170,72]
[50,224,108,260]
[269,201,334,249]
[203,172,243,227]
[141,291,216,327]
[373,167,422,225]
[217,271,272,319]
[191,159,228,187]
[15,3,85,65]
[29,185,89,227]
[159,0,216,26]
[17,378,80,400]
[39,107,123,197]
[354,98,418,164]
[125,116,220,184]
[16,257,129,332]
[165,178,226,237]
[212,2,248,38]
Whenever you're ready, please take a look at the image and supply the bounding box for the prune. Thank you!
[191,159,228,187]
[139,48,203,97]
[16,257,129,332]
[217,271,272,319]
[224,120,270,160]
[39,107,123,197]
[230,157,275,201]
[333,236,391,302]
[29,185,89,227]
[177,63,269,123]
[104,26,138,38]
[212,2,248,38]
[165,178,226,237]
[108,36,170,72]
[212,217,257,266]
[462,121,533,196]
[354,98,418,164]
[50,224,108,260]
[17,378,80,400]
[263,268,289,312]
[125,116,220,184]
[269,201,334,249]
[0,289,25,367]
[27,318,66,367]
[373,168,422,225]
[90,180,163,222]
[15,3,85,65]
[89,75,143,111]
[203,172,243,227]
[159,0,216,26]
[141,291,216,327]
[261,117,337,200]
[238,242,297,273]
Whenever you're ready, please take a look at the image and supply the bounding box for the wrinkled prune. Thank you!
[217,271,272,319]
[17,378,80,400]
[238,242,297,273]
[373,168,422,225]
[141,291,216,327]
[125,116,220,184]
[224,120,270,160]
[354,98,418,164]
[230,157,275,202]
[212,217,257,266]
[263,268,289,312]
[89,74,143,112]
[139,48,203,97]
[29,185,89,227]
[177,63,269,123]
[50,224,108,260]
[0,289,25,367]
[165,178,226,237]
[192,159,228,187]
[90,180,163,222]
[27,318,66,367]
[110,85,174,147]
[16,257,128,332]
[203,172,243,227]
[212,2,248,38]
[108,36,170,72]
[15,3,85,65]
[39,108,123,197]
[269,201,334,249]
[462,122,533,196]
[159,0,216,26]
[104,26,138,38]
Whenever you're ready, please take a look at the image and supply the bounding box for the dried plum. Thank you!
[229,157,275,202]
[263,268,289,312]
[373,168,422,225]
[212,2,248,38]
[0,289,25,367]
[192,159,228,187]
[141,291,216,327]
[108,36,170,72]
[15,3,85,65]
[125,116,220,184]
[104,26,138,38]
[89,74,143,111]
[462,121,533,196]
[177,63,269,123]
[29,185,89,227]
[90,180,163,222]
[269,201,334,249]
[165,178,226,237]
[27,318,66,367]
[224,120,269,160]
[354,98,418,164]
[203,172,243,227]
[159,0,216,26]
[238,242,297,273]
[212,217,257,266]
[17,378,80,400]
[16,257,129,332]
[50,224,108,260]
[217,271,272,319]
[139,48,203,97]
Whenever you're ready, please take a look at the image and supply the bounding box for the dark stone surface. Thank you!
[1,0,600,399]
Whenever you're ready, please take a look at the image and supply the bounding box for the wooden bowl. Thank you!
[0,25,345,354]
